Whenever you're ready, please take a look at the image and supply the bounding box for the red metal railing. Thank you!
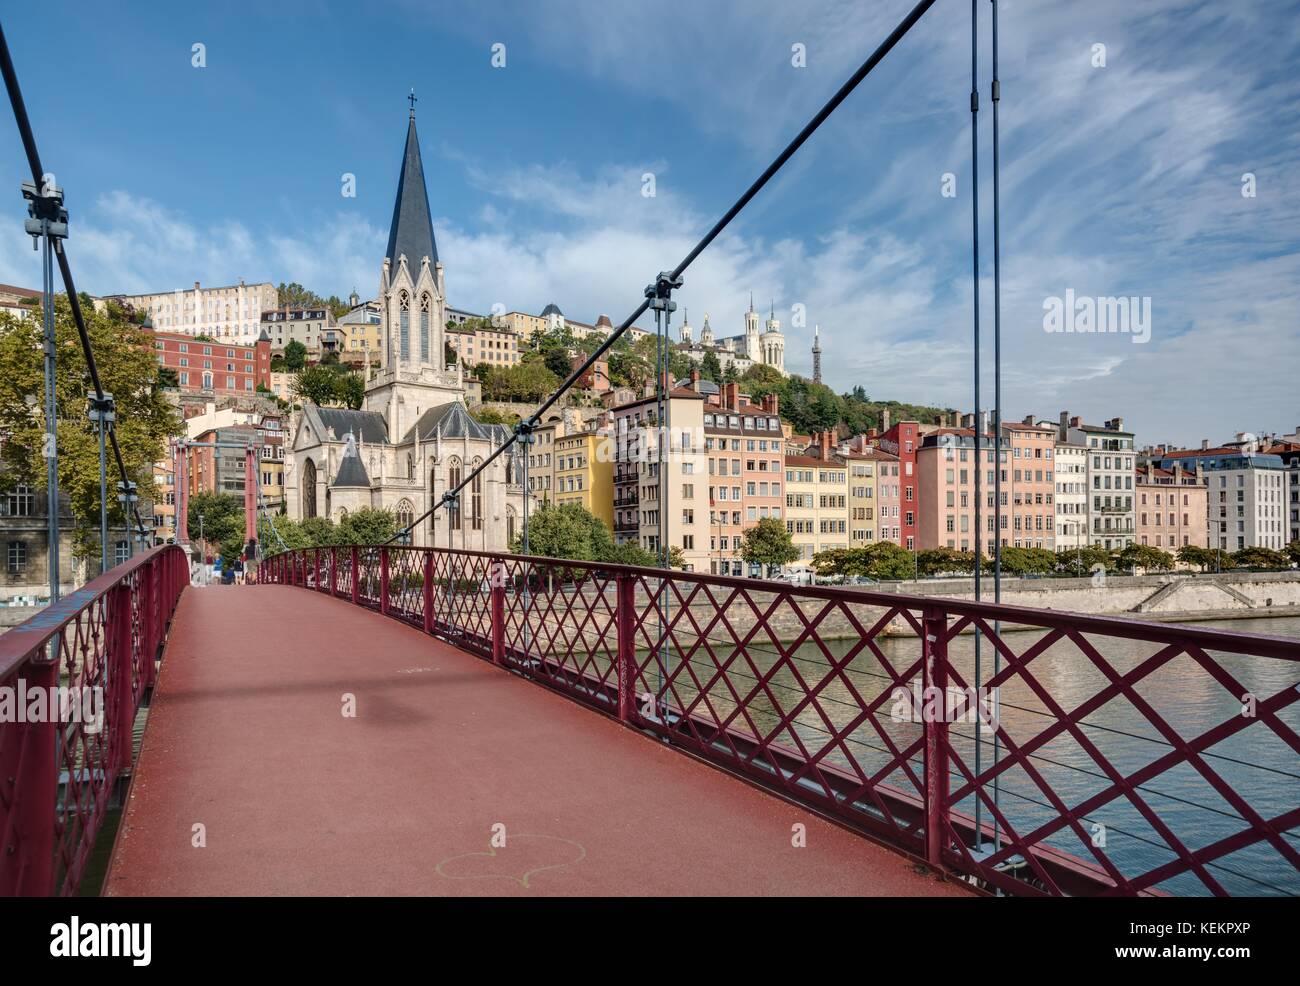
[0,545,188,896]
[265,545,1300,897]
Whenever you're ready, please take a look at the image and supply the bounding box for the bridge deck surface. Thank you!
[104,585,966,896]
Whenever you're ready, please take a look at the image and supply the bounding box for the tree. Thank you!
[0,299,181,556]
[603,541,658,567]
[1286,540,1300,566]
[336,372,365,410]
[740,517,799,574]
[1232,546,1290,570]
[1176,544,1216,572]
[811,542,914,580]
[336,507,396,545]
[189,491,246,560]
[510,502,614,561]
[699,350,722,382]
[1056,544,1113,577]
[293,365,341,406]
[998,546,1058,576]
[283,340,308,372]
[1116,542,1175,573]
[916,547,979,577]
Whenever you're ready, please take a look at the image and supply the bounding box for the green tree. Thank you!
[283,340,308,372]
[1116,542,1175,573]
[1286,540,1300,566]
[740,517,799,574]
[336,507,397,545]
[916,547,979,577]
[1232,546,1290,570]
[699,350,722,382]
[1056,544,1113,577]
[1176,544,1216,572]
[0,299,181,556]
[998,546,1058,576]
[602,541,658,567]
[336,372,365,410]
[189,491,246,560]
[510,502,614,561]
[293,365,341,406]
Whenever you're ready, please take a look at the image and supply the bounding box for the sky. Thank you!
[0,0,1297,447]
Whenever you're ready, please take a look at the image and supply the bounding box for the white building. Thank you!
[1060,412,1137,551]
[1156,440,1289,551]
[112,280,278,344]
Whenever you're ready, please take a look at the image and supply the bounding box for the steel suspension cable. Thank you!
[387,0,939,545]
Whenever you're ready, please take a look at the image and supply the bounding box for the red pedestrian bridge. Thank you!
[2,544,1297,897]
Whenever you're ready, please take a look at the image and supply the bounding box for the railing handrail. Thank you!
[265,544,1300,661]
[0,544,187,682]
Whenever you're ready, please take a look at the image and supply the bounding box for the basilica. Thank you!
[283,103,528,550]
[676,297,787,376]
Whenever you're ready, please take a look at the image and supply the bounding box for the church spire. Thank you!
[385,103,438,269]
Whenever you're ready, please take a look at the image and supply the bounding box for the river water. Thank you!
[651,614,1300,897]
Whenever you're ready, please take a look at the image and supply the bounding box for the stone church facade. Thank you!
[283,103,527,550]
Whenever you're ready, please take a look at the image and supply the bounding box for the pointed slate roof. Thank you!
[400,400,507,445]
[384,115,438,269]
[303,405,389,445]
[332,433,372,489]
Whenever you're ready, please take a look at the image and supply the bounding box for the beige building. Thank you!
[447,322,521,368]
[262,306,337,354]
[784,444,850,569]
[113,279,278,344]
[554,426,615,530]
[612,387,708,571]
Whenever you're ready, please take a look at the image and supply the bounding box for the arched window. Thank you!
[420,293,431,363]
[303,458,318,518]
[396,499,415,532]
[399,291,410,361]
[447,457,462,531]
[470,457,483,531]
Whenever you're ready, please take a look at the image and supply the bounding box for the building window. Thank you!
[399,291,411,360]
[6,484,35,517]
[6,541,27,574]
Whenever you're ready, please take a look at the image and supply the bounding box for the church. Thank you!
[676,297,787,376]
[283,100,528,550]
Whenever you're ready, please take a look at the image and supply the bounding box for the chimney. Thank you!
[1201,439,1210,450]
[978,410,988,438]
[867,427,878,440]
[689,367,700,391]
[881,408,891,432]
[1023,413,1036,426]
[761,392,778,415]
[934,414,944,426]
[1070,416,1082,428]
[820,430,832,457]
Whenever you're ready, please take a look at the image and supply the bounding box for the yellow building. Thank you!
[447,323,521,368]
[553,428,614,529]
[785,452,849,569]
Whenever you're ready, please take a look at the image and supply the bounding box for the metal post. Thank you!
[87,393,114,573]
[380,547,390,615]
[968,0,985,852]
[24,179,66,604]
[922,606,950,869]
[0,654,57,894]
[424,551,436,637]
[490,568,505,666]
[351,546,360,605]
[616,572,637,723]
[989,0,1005,860]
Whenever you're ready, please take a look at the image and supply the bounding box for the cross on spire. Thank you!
[408,89,418,118]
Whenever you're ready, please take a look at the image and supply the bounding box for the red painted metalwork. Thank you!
[263,545,1300,897]
[0,545,188,896]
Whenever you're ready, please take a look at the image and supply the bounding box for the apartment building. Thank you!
[701,383,784,576]
[337,299,383,364]
[261,306,337,353]
[553,424,614,529]
[150,327,272,396]
[1154,441,1288,551]
[874,419,922,549]
[1262,441,1300,544]
[113,280,277,343]
[785,437,850,568]
[446,322,521,368]
[1052,437,1089,553]
[1061,413,1137,551]
[611,387,708,571]
[1003,418,1057,551]
[1135,464,1208,551]
[916,425,1007,552]
[838,446,896,545]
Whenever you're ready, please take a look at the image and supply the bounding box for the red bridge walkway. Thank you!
[104,585,964,896]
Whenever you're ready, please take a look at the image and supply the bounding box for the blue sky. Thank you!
[1,0,1297,446]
